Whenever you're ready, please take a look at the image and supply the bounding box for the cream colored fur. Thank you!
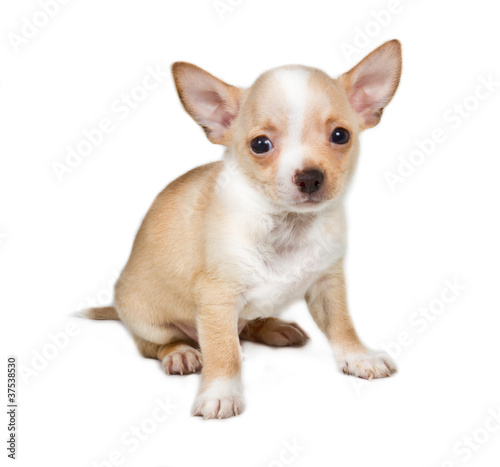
[87,40,403,419]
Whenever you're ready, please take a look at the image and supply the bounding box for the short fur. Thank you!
[86,40,402,419]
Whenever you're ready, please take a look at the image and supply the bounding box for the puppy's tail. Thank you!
[81,306,120,321]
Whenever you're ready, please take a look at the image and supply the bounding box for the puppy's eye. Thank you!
[250,136,273,154]
[330,127,350,145]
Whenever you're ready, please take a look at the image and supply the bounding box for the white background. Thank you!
[1,1,500,466]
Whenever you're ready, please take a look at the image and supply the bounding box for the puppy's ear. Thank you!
[172,62,242,145]
[339,39,402,129]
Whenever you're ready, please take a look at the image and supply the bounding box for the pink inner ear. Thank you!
[191,88,235,137]
[350,70,392,116]
[343,41,401,128]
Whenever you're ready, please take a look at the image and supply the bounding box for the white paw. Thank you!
[337,349,397,380]
[192,378,244,420]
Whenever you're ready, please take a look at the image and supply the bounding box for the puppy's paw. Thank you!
[243,318,309,347]
[161,345,202,375]
[263,321,309,347]
[337,349,396,380]
[192,379,244,420]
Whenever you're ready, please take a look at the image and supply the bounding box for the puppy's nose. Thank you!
[294,169,324,194]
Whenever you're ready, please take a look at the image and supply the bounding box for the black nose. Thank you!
[294,169,324,194]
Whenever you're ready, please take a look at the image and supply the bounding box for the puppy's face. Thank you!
[230,66,361,211]
[173,40,401,213]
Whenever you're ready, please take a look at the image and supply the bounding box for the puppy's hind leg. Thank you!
[239,318,309,347]
[132,329,203,375]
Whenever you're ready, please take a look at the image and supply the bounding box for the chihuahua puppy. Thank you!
[86,40,402,419]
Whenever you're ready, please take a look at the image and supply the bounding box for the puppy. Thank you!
[85,40,402,419]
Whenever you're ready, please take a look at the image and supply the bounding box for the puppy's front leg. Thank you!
[192,288,244,419]
[305,259,396,380]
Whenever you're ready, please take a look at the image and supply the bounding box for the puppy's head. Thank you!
[172,40,402,213]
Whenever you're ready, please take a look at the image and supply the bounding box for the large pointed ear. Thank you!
[171,62,242,145]
[339,40,402,129]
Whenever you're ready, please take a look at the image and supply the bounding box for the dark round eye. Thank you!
[331,127,350,145]
[250,136,273,154]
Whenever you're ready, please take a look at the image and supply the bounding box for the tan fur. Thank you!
[240,317,309,347]
[172,62,242,145]
[219,64,363,209]
[86,40,402,417]
[85,306,119,320]
[305,259,364,353]
[339,39,402,129]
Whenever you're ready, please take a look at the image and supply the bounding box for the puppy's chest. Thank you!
[240,218,343,317]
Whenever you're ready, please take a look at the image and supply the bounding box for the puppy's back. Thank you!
[115,161,224,322]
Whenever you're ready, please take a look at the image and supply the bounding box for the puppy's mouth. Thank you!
[274,184,333,211]
[294,196,323,205]
[287,192,330,210]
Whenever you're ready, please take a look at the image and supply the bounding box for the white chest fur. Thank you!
[238,211,345,319]
[214,164,347,319]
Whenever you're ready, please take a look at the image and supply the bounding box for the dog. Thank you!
[85,39,402,419]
